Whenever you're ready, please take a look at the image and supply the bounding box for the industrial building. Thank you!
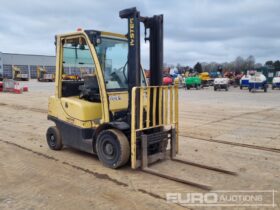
[0,52,56,79]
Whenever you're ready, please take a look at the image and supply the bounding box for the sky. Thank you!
[0,0,279,67]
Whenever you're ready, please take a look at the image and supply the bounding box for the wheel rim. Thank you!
[105,143,114,156]
[49,134,56,147]
[99,136,118,162]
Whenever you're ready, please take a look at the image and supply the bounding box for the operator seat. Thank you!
[79,75,100,102]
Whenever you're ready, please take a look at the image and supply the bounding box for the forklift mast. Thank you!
[119,7,163,124]
[143,14,163,86]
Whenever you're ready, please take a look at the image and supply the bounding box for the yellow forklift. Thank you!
[47,7,235,189]
[37,66,55,82]
[199,72,213,87]
[12,65,29,81]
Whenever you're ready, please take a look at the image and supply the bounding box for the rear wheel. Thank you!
[46,126,63,150]
[96,129,130,169]
[240,85,243,90]
[264,86,267,92]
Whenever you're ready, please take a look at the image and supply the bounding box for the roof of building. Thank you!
[0,52,55,66]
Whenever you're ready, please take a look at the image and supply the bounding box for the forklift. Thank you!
[47,7,235,189]
[12,65,29,81]
[37,66,55,82]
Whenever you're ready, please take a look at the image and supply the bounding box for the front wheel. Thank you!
[96,129,130,169]
[46,126,63,150]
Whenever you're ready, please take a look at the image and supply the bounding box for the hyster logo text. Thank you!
[129,18,135,46]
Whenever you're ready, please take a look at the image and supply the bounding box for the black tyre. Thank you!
[46,126,63,150]
[187,86,190,90]
[225,86,229,91]
[249,88,252,92]
[264,86,267,92]
[96,129,130,169]
[272,85,275,90]
[214,86,217,91]
[240,85,242,90]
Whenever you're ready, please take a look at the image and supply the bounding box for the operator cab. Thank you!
[60,31,146,99]
[54,30,147,125]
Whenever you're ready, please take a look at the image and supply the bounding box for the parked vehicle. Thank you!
[224,71,235,86]
[214,78,229,91]
[12,65,29,81]
[199,72,213,87]
[248,72,268,92]
[209,71,220,79]
[170,68,179,78]
[272,71,280,90]
[240,75,250,89]
[234,72,244,87]
[185,76,201,90]
[173,74,183,87]
[163,75,173,85]
[37,66,55,82]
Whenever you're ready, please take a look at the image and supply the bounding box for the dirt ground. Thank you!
[0,80,279,209]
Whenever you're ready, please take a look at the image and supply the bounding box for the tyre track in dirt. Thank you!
[180,113,280,129]
[2,102,279,131]
[179,134,280,154]
[0,138,182,206]
[181,107,278,129]
[2,101,279,152]
[0,140,186,210]
[0,102,47,114]
[0,107,220,197]
[0,103,247,202]
[2,101,279,131]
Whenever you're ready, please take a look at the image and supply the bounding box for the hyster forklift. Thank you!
[12,65,29,81]
[37,66,55,82]
[47,7,235,190]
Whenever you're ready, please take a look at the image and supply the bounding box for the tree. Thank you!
[218,66,223,73]
[194,62,203,73]
[265,61,273,66]
[234,56,245,72]
[245,55,255,70]
[176,63,181,70]
[274,60,280,70]
[254,63,263,69]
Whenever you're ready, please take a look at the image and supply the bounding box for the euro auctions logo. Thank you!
[166,190,277,207]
